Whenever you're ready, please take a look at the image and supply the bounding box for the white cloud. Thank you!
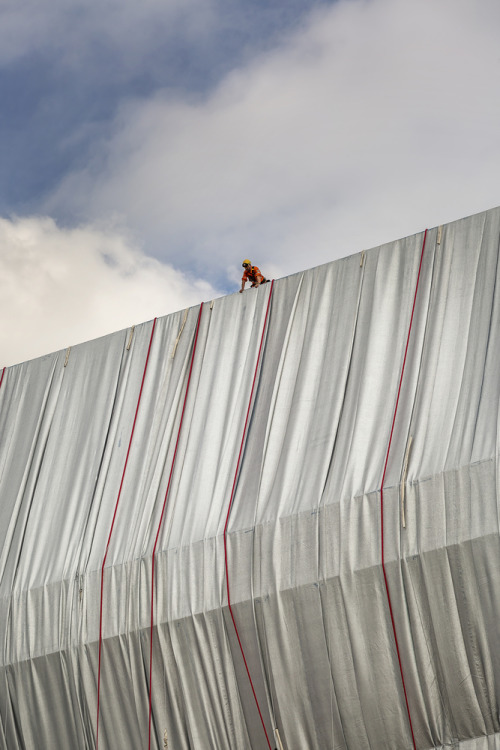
[0,216,221,367]
[46,0,500,281]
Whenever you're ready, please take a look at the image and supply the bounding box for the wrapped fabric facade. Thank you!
[1,206,500,749]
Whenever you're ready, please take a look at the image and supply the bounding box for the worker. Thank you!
[239,259,268,293]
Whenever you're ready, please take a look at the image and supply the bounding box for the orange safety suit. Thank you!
[242,265,265,287]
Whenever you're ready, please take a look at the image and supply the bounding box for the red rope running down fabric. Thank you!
[223,282,274,750]
[147,304,204,750]
[96,318,157,750]
[0,368,5,390]
[380,229,428,750]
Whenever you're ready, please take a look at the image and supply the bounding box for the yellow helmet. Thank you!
[242,259,251,267]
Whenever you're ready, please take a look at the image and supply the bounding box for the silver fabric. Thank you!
[1,207,500,749]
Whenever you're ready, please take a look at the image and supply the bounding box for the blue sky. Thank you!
[1,0,500,366]
[0,1,320,214]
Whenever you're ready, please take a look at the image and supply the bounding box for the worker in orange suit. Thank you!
[239,259,268,293]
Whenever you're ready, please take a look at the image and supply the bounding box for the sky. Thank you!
[1,0,500,367]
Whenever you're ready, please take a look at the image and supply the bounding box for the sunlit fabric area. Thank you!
[1,207,500,749]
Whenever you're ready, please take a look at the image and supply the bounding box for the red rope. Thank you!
[0,367,5,390]
[96,318,157,749]
[224,282,274,750]
[380,230,427,750]
[147,304,204,750]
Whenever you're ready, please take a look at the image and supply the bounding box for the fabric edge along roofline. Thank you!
[96,318,157,750]
[381,229,428,750]
[147,303,204,750]
[224,281,275,750]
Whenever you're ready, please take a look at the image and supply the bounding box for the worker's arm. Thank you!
[240,271,248,293]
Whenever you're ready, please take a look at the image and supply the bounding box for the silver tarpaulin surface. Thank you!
[1,207,500,749]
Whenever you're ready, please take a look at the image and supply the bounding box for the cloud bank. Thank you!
[47,0,500,283]
[2,0,500,366]
[0,216,219,367]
